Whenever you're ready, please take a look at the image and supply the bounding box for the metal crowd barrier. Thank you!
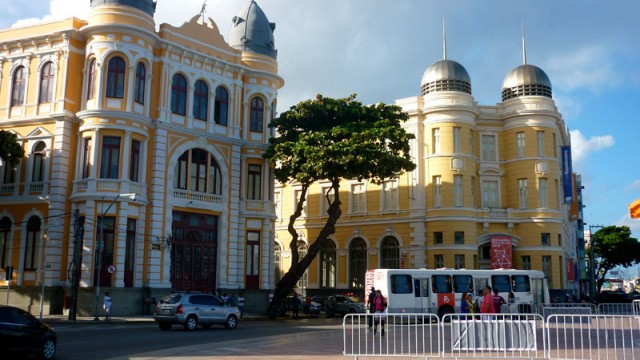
[597,302,636,315]
[343,309,640,359]
[545,314,640,360]
[442,313,545,359]
[538,303,597,319]
[342,313,440,358]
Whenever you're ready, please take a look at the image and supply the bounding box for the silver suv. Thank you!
[154,291,240,330]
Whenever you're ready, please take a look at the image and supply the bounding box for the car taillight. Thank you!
[176,304,183,314]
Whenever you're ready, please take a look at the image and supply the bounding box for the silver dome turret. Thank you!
[421,59,471,96]
[229,1,277,58]
[501,64,552,101]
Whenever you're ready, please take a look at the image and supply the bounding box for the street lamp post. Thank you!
[93,193,136,321]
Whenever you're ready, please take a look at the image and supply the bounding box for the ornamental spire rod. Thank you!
[442,17,447,60]
[522,23,527,65]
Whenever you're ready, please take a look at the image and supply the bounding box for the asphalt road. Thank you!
[52,317,345,360]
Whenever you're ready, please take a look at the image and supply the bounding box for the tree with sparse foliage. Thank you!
[262,94,416,319]
[0,130,24,167]
[589,225,640,293]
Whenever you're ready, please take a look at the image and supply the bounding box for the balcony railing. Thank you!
[173,189,224,204]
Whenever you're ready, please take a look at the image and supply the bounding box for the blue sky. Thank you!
[3,0,639,250]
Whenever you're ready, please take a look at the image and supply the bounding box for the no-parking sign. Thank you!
[107,265,116,274]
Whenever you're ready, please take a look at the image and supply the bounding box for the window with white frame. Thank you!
[382,179,398,211]
[552,133,557,158]
[274,190,282,221]
[516,132,525,158]
[454,231,464,244]
[319,185,334,216]
[539,178,548,208]
[455,254,465,269]
[31,142,46,183]
[453,175,463,207]
[481,134,496,161]
[274,242,282,284]
[470,129,475,154]
[432,128,440,154]
[470,176,476,207]
[481,180,499,208]
[521,255,531,270]
[320,240,336,288]
[537,131,545,157]
[351,183,366,214]
[434,254,444,268]
[453,127,461,153]
[433,176,442,207]
[518,178,528,209]
[294,189,307,217]
[542,255,551,278]
[541,233,550,246]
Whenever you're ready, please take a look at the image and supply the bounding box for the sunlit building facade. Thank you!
[275,56,579,297]
[0,0,282,315]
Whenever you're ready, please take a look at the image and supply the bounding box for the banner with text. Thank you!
[490,236,513,269]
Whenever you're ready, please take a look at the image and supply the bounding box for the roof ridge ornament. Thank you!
[522,23,527,65]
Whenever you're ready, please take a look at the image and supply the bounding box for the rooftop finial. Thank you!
[442,17,447,60]
[521,23,527,65]
[200,0,207,22]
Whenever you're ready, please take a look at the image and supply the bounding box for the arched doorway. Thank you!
[170,211,218,291]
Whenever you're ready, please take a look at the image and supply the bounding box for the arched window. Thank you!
[320,240,336,288]
[11,66,27,106]
[171,74,187,115]
[214,86,228,126]
[249,97,264,132]
[349,237,367,289]
[39,62,55,103]
[24,216,41,270]
[31,142,47,182]
[193,80,208,121]
[134,62,146,104]
[174,148,223,194]
[87,59,97,100]
[296,240,308,290]
[106,56,126,98]
[380,236,400,269]
[0,217,11,268]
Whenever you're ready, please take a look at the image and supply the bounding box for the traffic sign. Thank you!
[107,265,116,274]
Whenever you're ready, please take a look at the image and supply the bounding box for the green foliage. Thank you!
[590,225,640,292]
[0,130,24,167]
[264,94,416,186]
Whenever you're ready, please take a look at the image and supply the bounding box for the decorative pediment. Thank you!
[478,166,504,176]
[25,126,52,139]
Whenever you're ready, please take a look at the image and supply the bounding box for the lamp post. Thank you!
[94,193,135,321]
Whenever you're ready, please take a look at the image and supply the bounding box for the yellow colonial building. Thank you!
[275,55,579,297]
[0,0,282,315]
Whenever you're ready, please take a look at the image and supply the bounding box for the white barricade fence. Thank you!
[538,303,597,320]
[442,313,545,359]
[342,313,440,359]
[597,302,635,315]
[545,314,640,360]
[634,300,640,315]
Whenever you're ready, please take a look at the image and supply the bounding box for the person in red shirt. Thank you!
[480,286,495,315]
[373,290,387,336]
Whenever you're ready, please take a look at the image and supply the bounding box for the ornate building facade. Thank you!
[275,53,580,297]
[0,0,282,315]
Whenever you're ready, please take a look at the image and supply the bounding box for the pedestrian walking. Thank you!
[292,293,300,319]
[373,290,387,336]
[492,288,506,313]
[238,292,245,318]
[480,286,495,316]
[460,292,471,317]
[103,292,112,320]
[367,287,376,328]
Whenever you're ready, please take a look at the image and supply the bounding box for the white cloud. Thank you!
[11,0,89,28]
[570,129,615,167]
[546,45,621,93]
[615,213,640,238]
[627,179,640,191]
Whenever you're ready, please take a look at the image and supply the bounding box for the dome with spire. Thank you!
[229,1,277,58]
[90,0,156,17]
[501,64,552,101]
[421,59,471,96]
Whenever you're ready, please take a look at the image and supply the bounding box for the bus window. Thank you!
[432,275,452,293]
[453,275,473,293]
[511,275,531,292]
[491,275,511,293]
[391,274,413,294]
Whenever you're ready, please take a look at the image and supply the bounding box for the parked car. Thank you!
[310,295,327,312]
[0,305,57,359]
[594,291,633,304]
[325,295,366,317]
[154,291,240,330]
[304,300,323,315]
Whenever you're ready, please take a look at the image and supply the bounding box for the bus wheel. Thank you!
[438,305,455,321]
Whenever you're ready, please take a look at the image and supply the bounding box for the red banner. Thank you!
[567,259,575,281]
[490,236,512,269]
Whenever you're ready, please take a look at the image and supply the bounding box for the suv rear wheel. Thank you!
[225,315,238,329]
[183,315,198,330]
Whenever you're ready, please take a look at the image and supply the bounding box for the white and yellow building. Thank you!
[0,0,282,315]
[275,55,580,297]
